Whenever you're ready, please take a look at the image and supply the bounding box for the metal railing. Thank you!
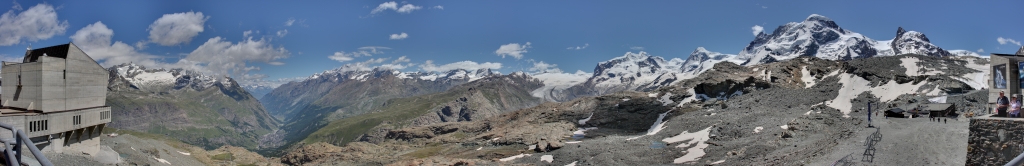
[1008,151,1024,166]
[0,122,52,166]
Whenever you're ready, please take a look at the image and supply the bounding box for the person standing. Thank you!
[1011,95,1021,118]
[998,91,1010,117]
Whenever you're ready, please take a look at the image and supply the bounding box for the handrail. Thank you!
[0,122,53,166]
[18,129,53,166]
[1007,151,1024,166]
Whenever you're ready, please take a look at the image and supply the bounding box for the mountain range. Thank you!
[105,14,986,158]
[106,63,279,150]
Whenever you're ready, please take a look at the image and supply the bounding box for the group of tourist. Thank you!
[997,91,1022,117]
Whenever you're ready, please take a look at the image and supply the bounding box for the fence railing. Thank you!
[0,122,52,166]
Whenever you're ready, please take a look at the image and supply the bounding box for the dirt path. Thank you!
[811,114,968,165]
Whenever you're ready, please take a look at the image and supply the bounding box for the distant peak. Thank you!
[694,47,708,52]
[897,27,906,35]
[805,14,831,22]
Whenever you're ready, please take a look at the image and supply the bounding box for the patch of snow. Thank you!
[528,145,537,151]
[154,157,171,165]
[780,125,789,130]
[622,98,630,101]
[476,147,482,151]
[826,73,927,117]
[499,154,532,162]
[491,137,501,141]
[565,141,582,144]
[801,66,816,88]
[929,96,947,103]
[953,58,989,89]
[627,111,670,140]
[648,93,659,97]
[572,127,598,139]
[753,126,764,133]
[177,151,190,156]
[659,92,675,106]
[805,110,814,115]
[711,159,726,165]
[541,155,554,163]
[663,126,713,164]
[566,161,578,166]
[132,72,176,85]
[419,74,439,81]
[578,113,593,125]
[530,71,591,101]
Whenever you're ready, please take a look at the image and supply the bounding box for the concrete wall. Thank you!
[0,43,109,112]
[0,107,110,139]
[967,117,1024,165]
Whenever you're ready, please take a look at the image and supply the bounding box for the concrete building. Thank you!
[988,46,1024,117]
[0,43,110,155]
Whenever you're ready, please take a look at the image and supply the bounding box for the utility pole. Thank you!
[868,101,874,128]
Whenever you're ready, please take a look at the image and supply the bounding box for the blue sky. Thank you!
[0,0,1021,86]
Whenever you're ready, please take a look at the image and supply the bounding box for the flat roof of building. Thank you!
[0,109,39,116]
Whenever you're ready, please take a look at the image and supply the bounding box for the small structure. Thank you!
[885,108,906,118]
[0,43,111,155]
[988,46,1024,117]
[924,103,956,118]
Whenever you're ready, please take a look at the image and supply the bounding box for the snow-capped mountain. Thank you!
[681,47,743,74]
[108,63,229,92]
[739,14,952,66]
[588,51,683,91]
[887,27,952,57]
[542,51,687,101]
[948,50,985,57]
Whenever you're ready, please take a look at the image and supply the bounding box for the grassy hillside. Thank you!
[107,83,278,150]
[301,74,543,146]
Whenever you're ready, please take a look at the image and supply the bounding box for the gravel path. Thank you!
[810,114,968,165]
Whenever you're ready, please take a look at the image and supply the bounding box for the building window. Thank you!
[73,115,81,125]
[28,120,47,132]
[100,111,110,120]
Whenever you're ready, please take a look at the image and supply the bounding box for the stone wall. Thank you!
[967,117,1024,165]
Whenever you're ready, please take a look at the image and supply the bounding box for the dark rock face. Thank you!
[967,118,1024,165]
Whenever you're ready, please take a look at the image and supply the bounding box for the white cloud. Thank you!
[371,1,398,14]
[276,29,288,37]
[998,37,1021,46]
[243,30,253,37]
[567,43,589,50]
[148,11,209,46]
[371,1,423,15]
[389,32,408,40]
[0,54,22,63]
[71,21,164,68]
[495,42,531,59]
[327,46,391,62]
[180,36,290,83]
[762,6,768,9]
[335,58,391,72]
[630,46,645,50]
[397,4,422,13]
[432,5,444,10]
[528,60,563,73]
[328,52,354,62]
[285,18,296,26]
[393,56,411,63]
[977,48,985,53]
[751,25,764,36]
[135,41,148,50]
[0,3,68,46]
[420,60,502,72]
